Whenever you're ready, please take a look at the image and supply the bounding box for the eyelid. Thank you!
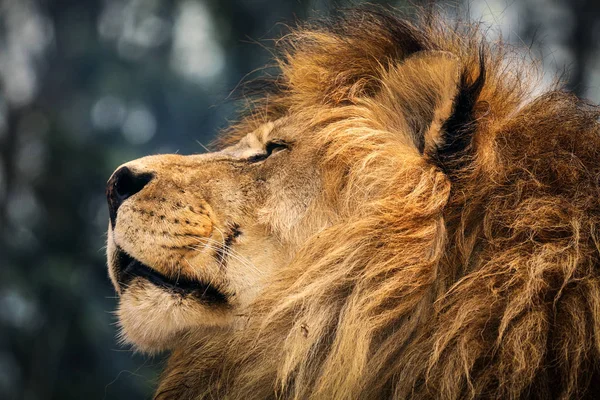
[265,140,289,153]
[247,140,290,163]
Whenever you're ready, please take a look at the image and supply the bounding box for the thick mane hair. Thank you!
[156,7,600,399]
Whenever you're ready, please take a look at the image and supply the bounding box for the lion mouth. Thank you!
[115,248,229,304]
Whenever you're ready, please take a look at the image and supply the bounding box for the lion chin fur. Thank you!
[153,7,600,400]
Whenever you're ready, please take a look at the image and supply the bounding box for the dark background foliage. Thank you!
[0,0,598,399]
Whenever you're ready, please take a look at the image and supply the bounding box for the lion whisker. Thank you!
[188,237,263,275]
[187,242,263,277]
[185,240,263,278]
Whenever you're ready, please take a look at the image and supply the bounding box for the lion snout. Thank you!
[106,166,154,228]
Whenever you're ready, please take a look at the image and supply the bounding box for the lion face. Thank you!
[106,119,325,352]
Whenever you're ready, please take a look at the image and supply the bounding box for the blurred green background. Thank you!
[0,0,599,399]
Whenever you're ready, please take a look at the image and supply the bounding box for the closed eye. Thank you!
[247,141,289,163]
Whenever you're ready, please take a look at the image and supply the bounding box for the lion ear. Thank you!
[379,50,485,169]
[379,51,461,153]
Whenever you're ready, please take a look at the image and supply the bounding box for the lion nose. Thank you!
[106,166,153,227]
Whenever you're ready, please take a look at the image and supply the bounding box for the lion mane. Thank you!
[155,8,600,399]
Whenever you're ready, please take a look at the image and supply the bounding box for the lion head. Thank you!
[106,8,600,399]
[106,117,326,350]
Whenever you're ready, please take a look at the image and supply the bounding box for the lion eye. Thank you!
[247,141,289,163]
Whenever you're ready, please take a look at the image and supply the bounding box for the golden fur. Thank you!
[106,7,600,399]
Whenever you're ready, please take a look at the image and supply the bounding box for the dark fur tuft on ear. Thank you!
[430,45,486,175]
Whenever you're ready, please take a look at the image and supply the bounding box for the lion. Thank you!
[105,7,600,400]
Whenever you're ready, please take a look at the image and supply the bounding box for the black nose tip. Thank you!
[106,167,153,227]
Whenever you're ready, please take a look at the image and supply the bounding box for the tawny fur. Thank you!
[144,8,600,400]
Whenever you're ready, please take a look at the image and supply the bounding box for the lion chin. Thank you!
[105,7,600,400]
